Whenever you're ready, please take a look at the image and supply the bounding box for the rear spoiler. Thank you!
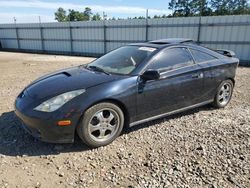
[214,49,236,57]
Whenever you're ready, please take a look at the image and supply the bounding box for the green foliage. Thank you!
[67,9,83,21]
[54,8,67,22]
[92,13,102,21]
[109,17,116,20]
[169,0,212,17]
[83,7,92,20]
[153,14,170,18]
[211,0,250,15]
[132,16,146,19]
[169,0,250,17]
[55,1,250,22]
[55,7,99,22]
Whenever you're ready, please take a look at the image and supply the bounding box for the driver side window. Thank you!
[148,47,194,71]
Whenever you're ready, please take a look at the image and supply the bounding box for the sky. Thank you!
[0,0,172,24]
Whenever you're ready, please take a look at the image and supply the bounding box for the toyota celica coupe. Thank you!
[15,38,239,147]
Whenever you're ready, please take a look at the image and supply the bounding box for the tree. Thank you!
[169,0,212,17]
[210,0,231,15]
[109,17,116,20]
[192,0,213,16]
[92,13,102,21]
[161,14,169,18]
[55,1,250,22]
[168,0,250,17]
[54,7,67,22]
[67,9,85,21]
[169,0,177,14]
[55,7,94,22]
[83,7,92,21]
[168,0,197,17]
[211,0,250,15]
[227,0,250,15]
[153,15,162,18]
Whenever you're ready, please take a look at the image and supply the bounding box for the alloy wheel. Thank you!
[88,108,120,142]
[218,82,232,106]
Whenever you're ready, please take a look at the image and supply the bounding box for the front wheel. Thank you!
[212,79,234,108]
[77,102,124,148]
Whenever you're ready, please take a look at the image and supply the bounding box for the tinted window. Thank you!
[148,48,194,70]
[190,49,217,63]
[88,46,156,75]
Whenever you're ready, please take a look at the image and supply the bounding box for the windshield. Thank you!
[87,46,156,75]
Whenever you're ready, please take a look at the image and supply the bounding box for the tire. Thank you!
[77,102,124,148]
[212,79,234,108]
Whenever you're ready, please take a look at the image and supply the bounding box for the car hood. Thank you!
[25,66,123,100]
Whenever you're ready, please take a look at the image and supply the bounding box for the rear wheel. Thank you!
[77,102,124,148]
[213,80,234,108]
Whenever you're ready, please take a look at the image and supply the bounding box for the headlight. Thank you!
[34,89,86,112]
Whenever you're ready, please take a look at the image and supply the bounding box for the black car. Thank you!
[15,38,239,147]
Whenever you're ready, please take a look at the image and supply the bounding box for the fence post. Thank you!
[145,9,149,42]
[39,24,45,52]
[103,20,107,54]
[197,16,202,44]
[69,22,73,55]
[15,26,20,49]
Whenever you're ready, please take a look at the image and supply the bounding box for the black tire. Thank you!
[212,79,234,108]
[77,102,124,148]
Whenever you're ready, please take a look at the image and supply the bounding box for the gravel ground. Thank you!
[0,51,249,188]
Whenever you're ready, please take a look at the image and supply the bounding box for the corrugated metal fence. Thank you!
[0,15,249,64]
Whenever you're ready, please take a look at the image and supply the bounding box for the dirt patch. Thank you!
[0,52,249,187]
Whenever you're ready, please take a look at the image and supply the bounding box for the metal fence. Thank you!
[0,15,249,64]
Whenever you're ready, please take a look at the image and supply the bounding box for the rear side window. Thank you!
[190,49,217,63]
[148,47,194,70]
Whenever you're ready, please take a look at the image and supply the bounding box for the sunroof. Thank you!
[149,38,194,44]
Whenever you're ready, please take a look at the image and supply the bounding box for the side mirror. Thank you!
[141,70,160,81]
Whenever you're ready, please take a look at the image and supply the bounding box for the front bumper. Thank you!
[14,90,82,143]
[15,109,77,143]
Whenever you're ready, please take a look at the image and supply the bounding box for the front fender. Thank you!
[77,76,138,124]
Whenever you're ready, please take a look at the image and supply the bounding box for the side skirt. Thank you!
[129,100,213,127]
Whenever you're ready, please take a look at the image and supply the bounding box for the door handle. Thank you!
[192,73,203,79]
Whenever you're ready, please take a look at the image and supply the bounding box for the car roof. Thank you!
[126,38,235,76]
[129,38,226,58]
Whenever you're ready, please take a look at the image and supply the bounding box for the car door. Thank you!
[135,47,205,122]
[189,48,222,101]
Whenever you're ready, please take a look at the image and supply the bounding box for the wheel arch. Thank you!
[226,77,235,86]
[215,77,235,97]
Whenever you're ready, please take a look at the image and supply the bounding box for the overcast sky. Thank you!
[0,0,172,24]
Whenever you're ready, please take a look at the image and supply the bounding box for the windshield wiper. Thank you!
[88,65,110,75]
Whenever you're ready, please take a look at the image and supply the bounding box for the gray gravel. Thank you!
[0,52,249,187]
